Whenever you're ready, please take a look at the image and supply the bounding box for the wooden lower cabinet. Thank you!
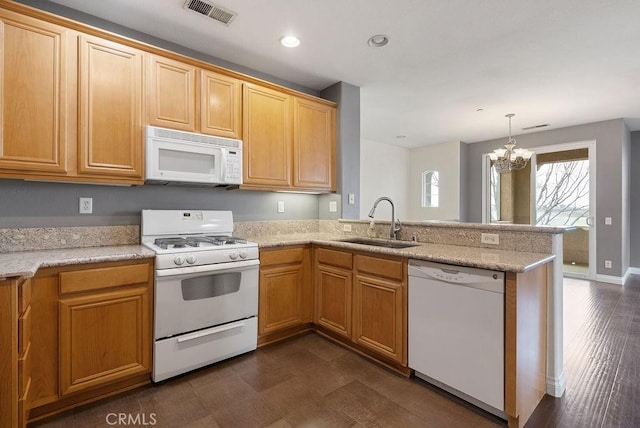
[0,276,32,428]
[258,246,312,345]
[59,285,151,396]
[315,263,353,339]
[353,274,405,364]
[314,247,354,339]
[313,246,407,367]
[27,259,153,422]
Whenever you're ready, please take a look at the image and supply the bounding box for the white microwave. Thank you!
[145,126,242,186]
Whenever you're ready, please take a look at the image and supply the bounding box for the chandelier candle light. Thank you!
[489,114,533,173]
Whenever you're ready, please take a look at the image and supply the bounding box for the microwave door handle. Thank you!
[219,149,227,181]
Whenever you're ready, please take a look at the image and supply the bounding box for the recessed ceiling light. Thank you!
[280,35,300,48]
[368,34,389,48]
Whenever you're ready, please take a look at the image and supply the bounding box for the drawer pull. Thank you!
[177,321,245,343]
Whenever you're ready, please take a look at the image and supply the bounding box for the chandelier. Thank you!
[489,114,533,173]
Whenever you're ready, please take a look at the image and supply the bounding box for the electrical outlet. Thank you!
[329,201,337,212]
[481,233,499,245]
[605,217,612,225]
[343,224,352,232]
[79,197,92,214]
[277,201,285,213]
[605,260,612,269]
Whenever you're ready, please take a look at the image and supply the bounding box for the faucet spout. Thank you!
[368,197,401,239]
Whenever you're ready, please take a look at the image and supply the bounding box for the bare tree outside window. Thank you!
[535,160,589,226]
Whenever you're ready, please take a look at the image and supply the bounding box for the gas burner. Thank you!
[205,236,248,245]
[154,237,201,249]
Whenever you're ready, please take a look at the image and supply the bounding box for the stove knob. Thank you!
[229,252,239,260]
[186,255,197,264]
[239,250,248,259]
[174,256,185,266]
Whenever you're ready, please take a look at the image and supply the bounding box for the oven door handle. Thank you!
[155,259,259,277]
[176,320,246,343]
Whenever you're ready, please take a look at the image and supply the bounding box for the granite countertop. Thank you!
[0,245,155,279]
[0,233,554,279]
[250,232,554,273]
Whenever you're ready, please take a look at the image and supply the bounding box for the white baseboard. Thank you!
[596,268,640,285]
[546,373,566,398]
[595,274,625,285]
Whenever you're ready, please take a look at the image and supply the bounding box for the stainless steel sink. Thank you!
[338,237,419,249]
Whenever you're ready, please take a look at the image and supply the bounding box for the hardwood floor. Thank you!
[527,275,640,428]
[31,275,640,428]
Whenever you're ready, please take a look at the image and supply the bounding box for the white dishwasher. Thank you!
[408,259,505,418]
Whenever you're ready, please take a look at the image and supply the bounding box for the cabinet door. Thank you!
[147,55,196,131]
[0,13,70,174]
[77,35,143,180]
[259,264,304,335]
[293,98,335,191]
[59,285,151,396]
[201,70,242,139]
[315,264,352,339]
[242,83,291,188]
[353,275,404,363]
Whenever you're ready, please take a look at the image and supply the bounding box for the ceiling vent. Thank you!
[183,0,237,25]
[522,123,550,131]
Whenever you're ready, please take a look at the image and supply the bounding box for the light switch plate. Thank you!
[605,217,612,225]
[329,201,337,212]
[277,201,285,213]
[348,194,355,205]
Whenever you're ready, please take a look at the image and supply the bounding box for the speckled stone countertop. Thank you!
[251,233,554,273]
[0,245,155,279]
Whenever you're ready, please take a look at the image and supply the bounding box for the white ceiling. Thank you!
[48,0,640,148]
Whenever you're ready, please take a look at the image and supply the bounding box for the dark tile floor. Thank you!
[31,332,504,428]
[32,275,640,428]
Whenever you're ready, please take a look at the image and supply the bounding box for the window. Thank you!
[421,171,439,207]
[490,164,500,222]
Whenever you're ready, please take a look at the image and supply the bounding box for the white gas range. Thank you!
[141,209,259,382]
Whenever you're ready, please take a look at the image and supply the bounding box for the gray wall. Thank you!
[631,132,640,268]
[467,119,628,277]
[320,82,361,219]
[0,179,319,228]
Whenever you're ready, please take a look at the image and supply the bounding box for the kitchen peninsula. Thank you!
[0,219,564,428]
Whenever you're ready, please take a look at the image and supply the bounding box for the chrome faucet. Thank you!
[368,197,401,240]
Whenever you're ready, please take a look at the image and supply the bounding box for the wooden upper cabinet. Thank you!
[77,35,143,180]
[242,83,292,188]
[293,98,336,191]
[146,55,196,132]
[0,12,70,174]
[201,70,242,139]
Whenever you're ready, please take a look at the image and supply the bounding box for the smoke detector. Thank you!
[183,0,237,25]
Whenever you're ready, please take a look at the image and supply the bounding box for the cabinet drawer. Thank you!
[260,247,305,267]
[18,278,32,314]
[18,341,31,398]
[59,263,149,294]
[316,247,353,270]
[356,255,404,281]
[18,305,31,356]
